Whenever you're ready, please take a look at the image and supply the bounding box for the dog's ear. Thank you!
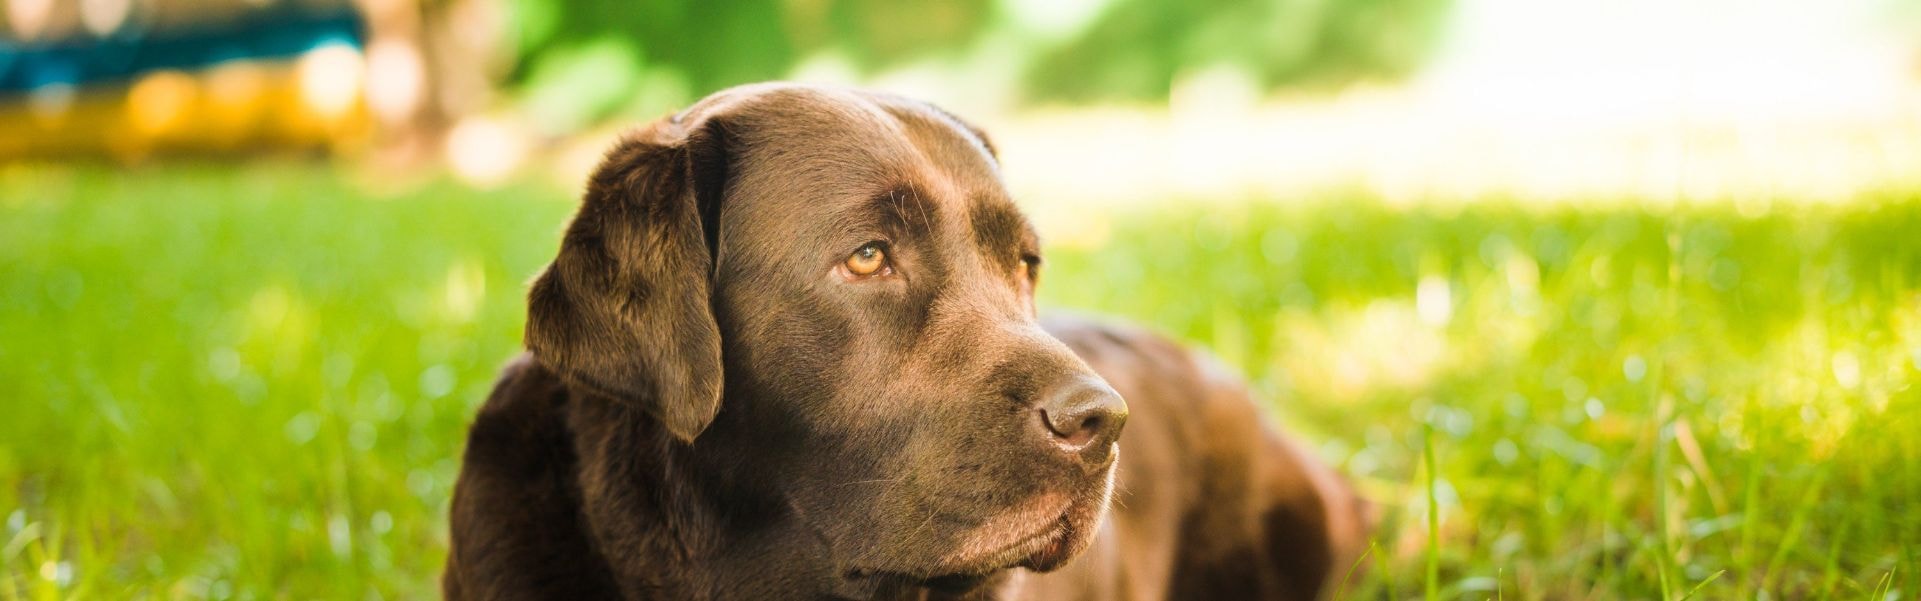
[525,116,733,443]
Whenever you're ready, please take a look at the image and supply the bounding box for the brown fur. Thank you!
[444,83,1369,600]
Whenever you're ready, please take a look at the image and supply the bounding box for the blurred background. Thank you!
[3,0,1919,598]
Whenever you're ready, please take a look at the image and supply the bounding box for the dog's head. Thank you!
[525,83,1125,587]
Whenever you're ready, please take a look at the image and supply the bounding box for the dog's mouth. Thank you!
[845,513,1074,595]
[908,520,1077,593]
[834,461,1119,597]
[1019,513,1083,571]
[932,463,1118,576]
[948,511,1076,575]
[842,488,1101,595]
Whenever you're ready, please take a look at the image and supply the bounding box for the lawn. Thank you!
[1,164,1915,599]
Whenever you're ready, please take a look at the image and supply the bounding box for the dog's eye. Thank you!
[1019,254,1041,279]
[844,243,890,277]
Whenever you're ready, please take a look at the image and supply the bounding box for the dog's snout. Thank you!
[1037,378,1127,460]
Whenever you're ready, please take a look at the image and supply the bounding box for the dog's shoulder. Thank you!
[462,354,570,456]
[1041,315,1188,375]
[1040,314,1254,416]
[1039,313,1253,505]
[478,353,565,413]
[1039,315,1371,600]
[446,353,624,599]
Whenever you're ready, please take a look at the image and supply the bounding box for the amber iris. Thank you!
[846,243,888,276]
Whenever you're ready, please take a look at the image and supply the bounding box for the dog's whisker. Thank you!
[912,189,933,230]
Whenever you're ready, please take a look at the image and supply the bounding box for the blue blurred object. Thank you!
[0,4,365,94]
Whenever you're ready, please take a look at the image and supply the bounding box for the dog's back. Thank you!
[1016,317,1372,601]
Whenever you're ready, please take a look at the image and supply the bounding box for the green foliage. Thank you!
[1,167,1916,598]
[506,1,803,96]
[497,0,1452,118]
[1024,0,1451,102]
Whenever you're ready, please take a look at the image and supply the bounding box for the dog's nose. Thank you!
[1038,377,1127,461]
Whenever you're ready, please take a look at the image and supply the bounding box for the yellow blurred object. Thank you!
[202,61,273,149]
[0,56,371,161]
[127,70,198,138]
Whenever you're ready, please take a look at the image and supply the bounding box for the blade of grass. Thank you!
[1677,569,1725,601]
[1736,407,1764,599]
[1425,420,1441,601]
[1865,568,1892,601]
[1817,516,1852,598]
[1760,466,1829,594]
[1333,539,1376,601]
[1653,394,1676,601]
[1377,538,1401,601]
[1655,229,1681,601]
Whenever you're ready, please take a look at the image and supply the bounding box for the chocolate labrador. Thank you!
[443,83,1370,600]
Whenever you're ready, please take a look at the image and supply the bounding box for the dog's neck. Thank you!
[564,391,1003,600]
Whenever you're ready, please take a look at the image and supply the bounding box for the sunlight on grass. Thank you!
[1,165,1916,598]
[1040,199,1921,599]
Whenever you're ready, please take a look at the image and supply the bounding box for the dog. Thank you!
[443,83,1370,600]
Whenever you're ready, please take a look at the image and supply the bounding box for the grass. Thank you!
[2,163,1916,599]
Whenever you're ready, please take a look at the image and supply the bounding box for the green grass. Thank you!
[2,164,1916,599]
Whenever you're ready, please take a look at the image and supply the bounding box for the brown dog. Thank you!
[443,83,1369,600]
